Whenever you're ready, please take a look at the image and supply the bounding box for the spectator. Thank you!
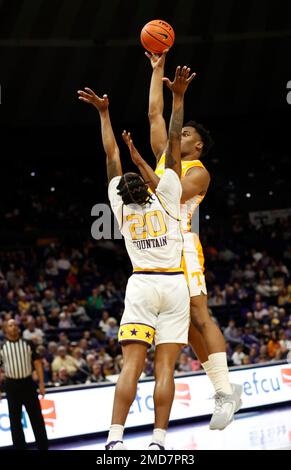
[244,312,259,330]
[23,318,44,345]
[35,275,48,293]
[57,252,71,272]
[176,352,192,373]
[224,320,242,346]
[57,367,74,386]
[45,258,59,277]
[47,341,58,363]
[41,289,59,313]
[58,310,75,329]
[241,325,260,350]
[267,331,282,359]
[85,362,105,384]
[106,338,121,358]
[231,344,246,366]
[105,318,119,339]
[87,287,104,312]
[99,310,111,334]
[254,302,269,320]
[68,302,90,324]
[51,346,78,376]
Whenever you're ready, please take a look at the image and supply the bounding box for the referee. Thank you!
[0,319,48,450]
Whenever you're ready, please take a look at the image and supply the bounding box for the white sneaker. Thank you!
[105,440,127,450]
[148,442,165,450]
[209,383,243,431]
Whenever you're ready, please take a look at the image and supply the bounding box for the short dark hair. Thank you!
[117,173,152,206]
[184,120,214,157]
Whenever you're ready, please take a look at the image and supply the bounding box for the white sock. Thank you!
[107,424,124,443]
[208,352,232,395]
[152,428,166,446]
[201,360,216,392]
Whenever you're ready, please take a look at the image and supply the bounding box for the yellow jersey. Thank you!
[155,154,206,232]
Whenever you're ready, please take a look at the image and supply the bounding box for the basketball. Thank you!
[140,19,175,54]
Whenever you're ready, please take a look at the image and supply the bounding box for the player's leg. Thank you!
[106,342,148,449]
[190,295,242,430]
[150,342,182,449]
[183,241,231,390]
[188,321,209,363]
[106,274,157,449]
[184,241,242,429]
[149,274,189,449]
[190,293,227,355]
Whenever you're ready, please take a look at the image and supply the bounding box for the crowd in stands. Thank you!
[0,214,290,389]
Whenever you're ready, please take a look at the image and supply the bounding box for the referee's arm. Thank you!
[34,359,46,398]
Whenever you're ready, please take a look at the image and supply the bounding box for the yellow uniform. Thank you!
[155,154,207,297]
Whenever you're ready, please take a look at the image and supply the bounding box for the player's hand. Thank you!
[122,131,143,166]
[145,49,168,70]
[38,383,46,398]
[77,88,109,113]
[163,66,196,96]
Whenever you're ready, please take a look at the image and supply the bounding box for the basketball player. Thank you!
[132,49,242,430]
[78,65,194,450]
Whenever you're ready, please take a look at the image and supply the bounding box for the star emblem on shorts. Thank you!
[130,328,138,336]
[145,331,151,338]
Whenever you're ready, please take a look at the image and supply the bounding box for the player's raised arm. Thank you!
[121,130,160,192]
[146,50,169,161]
[163,66,196,178]
[78,88,122,182]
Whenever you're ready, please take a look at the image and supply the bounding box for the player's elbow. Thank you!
[106,147,119,161]
[148,109,162,122]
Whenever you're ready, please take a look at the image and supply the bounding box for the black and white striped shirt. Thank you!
[0,338,40,379]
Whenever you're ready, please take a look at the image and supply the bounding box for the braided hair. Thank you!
[117,172,152,206]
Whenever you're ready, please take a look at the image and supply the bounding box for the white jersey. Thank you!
[108,169,183,272]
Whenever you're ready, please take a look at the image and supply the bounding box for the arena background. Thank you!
[0,0,290,451]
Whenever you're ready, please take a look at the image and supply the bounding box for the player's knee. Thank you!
[122,362,143,379]
[190,300,211,332]
[154,364,174,381]
[191,316,206,332]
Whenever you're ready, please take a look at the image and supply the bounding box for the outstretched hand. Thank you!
[145,49,168,70]
[122,131,144,166]
[77,88,109,113]
[163,66,196,96]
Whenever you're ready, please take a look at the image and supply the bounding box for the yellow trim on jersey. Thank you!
[182,234,205,273]
[133,267,183,273]
[118,323,155,346]
[181,252,190,286]
[194,234,205,273]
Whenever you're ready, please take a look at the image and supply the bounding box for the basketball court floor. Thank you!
[51,404,291,450]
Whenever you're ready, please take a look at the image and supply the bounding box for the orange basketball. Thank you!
[140,19,175,54]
